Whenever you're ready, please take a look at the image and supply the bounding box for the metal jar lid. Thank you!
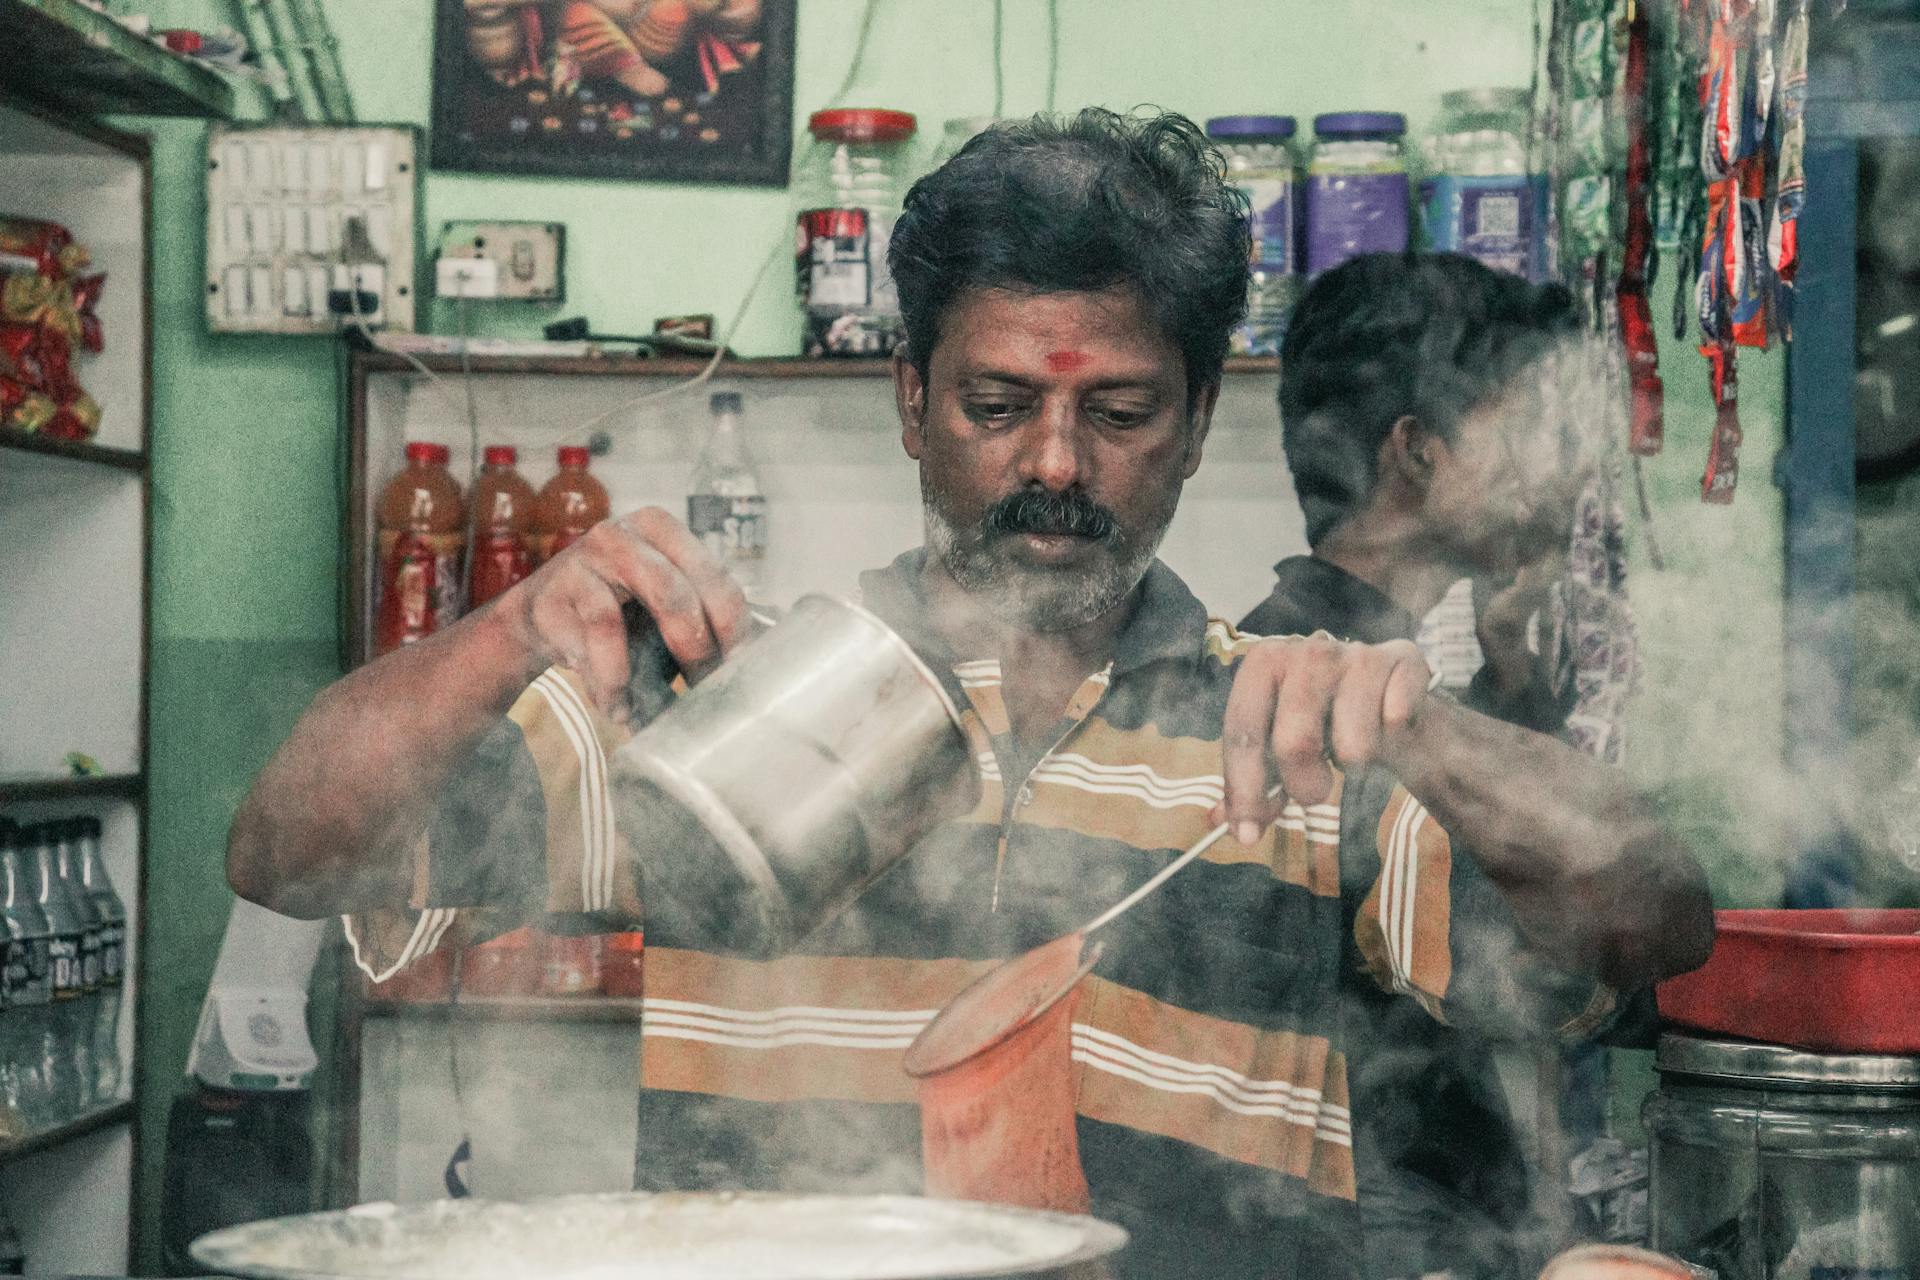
[1313,111,1407,139]
[1207,115,1298,140]
[1657,1033,1920,1089]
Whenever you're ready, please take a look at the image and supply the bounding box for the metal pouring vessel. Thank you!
[611,594,979,958]
[188,1191,1130,1280]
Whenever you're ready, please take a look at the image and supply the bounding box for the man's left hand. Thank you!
[1213,634,1432,844]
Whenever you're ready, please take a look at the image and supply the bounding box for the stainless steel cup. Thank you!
[611,594,978,957]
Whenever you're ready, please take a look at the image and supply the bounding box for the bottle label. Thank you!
[797,208,872,309]
[687,494,767,568]
[1234,177,1300,275]
[1306,170,1411,276]
[48,934,81,998]
[80,930,101,988]
[98,922,123,984]
[1,939,46,1006]
[377,529,464,641]
[468,529,533,610]
[1421,174,1541,279]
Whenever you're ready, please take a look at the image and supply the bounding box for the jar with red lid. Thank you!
[793,108,917,357]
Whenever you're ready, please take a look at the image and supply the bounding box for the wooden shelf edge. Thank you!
[362,995,646,1023]
[0,429,146,473]
[0,773,145,805]
[0,1099,133,1165]
[355,351,1282,380]
[1,0,238,120]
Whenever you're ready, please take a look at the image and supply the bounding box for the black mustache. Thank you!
[984,488,1117,541]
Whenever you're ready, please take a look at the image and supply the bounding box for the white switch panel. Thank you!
[206,124,420,334]
[436,221,565,303]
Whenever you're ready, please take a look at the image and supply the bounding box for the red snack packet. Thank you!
[1620,3,1664,457]
[1727,156,1770,349]
[0,377,57,433]
[33,326,78,400]
[0,323,47,387]
[1622,291,1665,457]
[1700,342,1742,504]
[70,272,105,354]
[0,271,79,338]
[42,390,101,442]
[0,217,78,278]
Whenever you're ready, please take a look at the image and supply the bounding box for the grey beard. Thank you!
[922,496,1164,634]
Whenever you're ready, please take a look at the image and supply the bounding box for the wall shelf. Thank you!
[0,88,150,1274]
[0,773,144,805]
[0,1101,134,1168]
[354,350,1283,380]
[0,0,239,120]
[0,429,146,474]
[362,997,646,1024]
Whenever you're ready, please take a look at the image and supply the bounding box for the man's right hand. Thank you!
[490,506,752,725]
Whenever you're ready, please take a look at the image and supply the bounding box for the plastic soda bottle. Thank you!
[467,445,537,610]
[532,445,611,563]
[375,442,465,655]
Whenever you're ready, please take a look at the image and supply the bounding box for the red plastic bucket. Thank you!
[1655,909,1920,1053]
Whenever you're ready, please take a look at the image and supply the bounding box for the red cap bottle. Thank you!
[533,444,611,563]
[467,444,537,611]
[374,442,465,655]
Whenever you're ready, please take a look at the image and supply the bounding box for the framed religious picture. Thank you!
[430,0,796,185]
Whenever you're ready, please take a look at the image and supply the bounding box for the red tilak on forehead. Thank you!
[1044,350,1090,372]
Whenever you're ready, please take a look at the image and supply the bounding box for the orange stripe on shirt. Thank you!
[1356,787,1453,1019]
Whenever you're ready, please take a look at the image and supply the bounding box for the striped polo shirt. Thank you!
[346,550,1611,1280]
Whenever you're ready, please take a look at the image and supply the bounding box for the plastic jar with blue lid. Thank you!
[1306,111,1411,277]
[1206,115,1301,356]
[1421,88,1549,281]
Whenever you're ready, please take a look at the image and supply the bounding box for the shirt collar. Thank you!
[857,548,1211,679]
[1266,555,1418,644]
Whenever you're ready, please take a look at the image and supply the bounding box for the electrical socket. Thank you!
[436,256,500,299]
[437,221,565,302]
[327,263,387,325]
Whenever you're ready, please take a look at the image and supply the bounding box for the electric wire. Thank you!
[829,0,882,106]
[360,0,884,442]
[992,0,1006,118]
[1045,0,1060,113]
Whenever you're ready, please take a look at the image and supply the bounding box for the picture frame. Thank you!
[429,0,796,186]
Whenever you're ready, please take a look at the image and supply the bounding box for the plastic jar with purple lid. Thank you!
[1206,115,1301,355]
[1306,111,1411,277]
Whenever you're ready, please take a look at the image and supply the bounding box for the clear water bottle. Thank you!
[31,824,89,1122]
[77,817,126,1103]
[53,820,103,1107]
[0,832,54,1131]
[0,824,20,1137]
[687,392,768,603]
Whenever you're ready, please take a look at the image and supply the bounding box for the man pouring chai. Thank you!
[229,110,1712,1280]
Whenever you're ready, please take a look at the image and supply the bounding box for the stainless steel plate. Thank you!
[191,1192,1129,1280]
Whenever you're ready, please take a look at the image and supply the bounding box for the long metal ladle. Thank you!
[904,784,1286,1078]
[901,787,1287,1212]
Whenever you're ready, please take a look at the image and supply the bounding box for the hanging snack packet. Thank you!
[1768,0,1808,334]
[70,273,106,355]
[0,217,87,280]
[1699,340,1742,503]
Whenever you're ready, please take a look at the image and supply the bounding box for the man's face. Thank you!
[1421,375,1592,578]
[894,285,1214,632]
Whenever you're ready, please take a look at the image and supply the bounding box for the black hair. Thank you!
[1279,252,1582,546]
[888,108,1250,405]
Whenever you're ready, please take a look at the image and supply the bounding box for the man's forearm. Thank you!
[1382,695,1714,989]
[227,604,545,918]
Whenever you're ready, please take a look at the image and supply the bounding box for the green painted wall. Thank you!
[124,0,1792,1262]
